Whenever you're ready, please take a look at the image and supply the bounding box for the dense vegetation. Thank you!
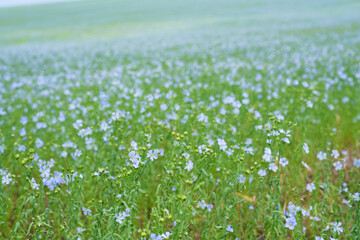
[0,0,360,239]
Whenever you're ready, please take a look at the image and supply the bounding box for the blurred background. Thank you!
[0,0,359,46]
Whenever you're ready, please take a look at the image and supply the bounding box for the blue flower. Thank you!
[226,225,233,232]
[82,207,92,216]
[285,217,297,230]
[184,160,193,171]
[258,169,266,177]
[150,233,162,240]
[303,143,309,154]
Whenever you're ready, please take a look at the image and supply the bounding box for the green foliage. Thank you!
[0,0,360,239]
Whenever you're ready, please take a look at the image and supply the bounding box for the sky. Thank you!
[0,0,77,8]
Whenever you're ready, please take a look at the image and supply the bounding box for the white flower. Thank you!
[161,232,172,239]
[329,222,343,235]
[73,119,83,130]
[342,199,351,207]
[306,182,315,192]
[198,145,206,154]
[317,151,327,160]
[269,163,278,172]
[226,225,233,232]
[78,127,93,138]
[185,160,193,171]
[258,169,266,177]
[1,173,12,185]
[279,157,288,167]
[262,147,272,162]
[354,158,360,168]
[19,127,26,136]
[198,200,207,209]
[160,103,168,111]
[35,138,44,148]
[131,141,138,150]
[303,143,309,154]
[226,148,234,157]
[306,100,313,108]
[217,138,227,151]
[237,174,246,184]
[331,150,340,159]
[302,161,309,169]
[285,217,297,230]
[30,178,39,190]
[333,161,342,171]
[147,150,158,161]
[282,137,290,144]
[351,193,360,201]
[197,113,208,123]
[129,150,141,168]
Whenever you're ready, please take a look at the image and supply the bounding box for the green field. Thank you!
[1,0,360,239]
[1,0,360,45]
